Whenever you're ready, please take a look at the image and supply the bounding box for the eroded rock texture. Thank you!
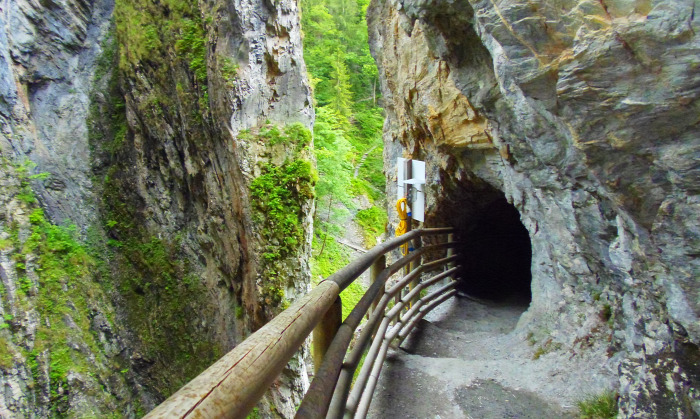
[0,0,313,416]
[368,0,699,416]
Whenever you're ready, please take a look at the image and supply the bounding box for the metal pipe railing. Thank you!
[345,270,459,418]
[327,258,460,418]
[143,228,457,419]
[337,265,459,418]
[296,242,461,418]
[354,288,458,418]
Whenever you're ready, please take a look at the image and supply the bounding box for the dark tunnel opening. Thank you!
[455,197,532,303]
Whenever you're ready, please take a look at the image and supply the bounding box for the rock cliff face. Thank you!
[0,0,313,416]
[368,0,699,417]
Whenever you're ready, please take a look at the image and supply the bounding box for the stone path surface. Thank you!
[367,295,611,419]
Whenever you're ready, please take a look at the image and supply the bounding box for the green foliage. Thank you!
[302,0,388,268]
[313,107,354,205]
[340,281,365,321]
[284,123,314,148]
[247,407,261,419]
[258,123,313,149]
[0,190,117,410]
[175,19,207,84]
[355,206,388,247]
[12,160,43,204]
[249,123,316,310]
[311,233,350,281]
[577,391,618,419]
[114,0,211,116]
[250,159,316,261]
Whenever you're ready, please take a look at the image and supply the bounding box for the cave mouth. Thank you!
[455,197,532,303]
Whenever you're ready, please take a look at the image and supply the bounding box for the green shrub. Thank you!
[257,123,312,149]
[220,56,239,87]
[249,125,316,312]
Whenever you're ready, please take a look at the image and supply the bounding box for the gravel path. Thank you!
[368,295,614,418]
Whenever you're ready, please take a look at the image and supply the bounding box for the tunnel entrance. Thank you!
[455,197,532,303]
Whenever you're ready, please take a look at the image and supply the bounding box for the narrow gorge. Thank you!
[0,0,697,418]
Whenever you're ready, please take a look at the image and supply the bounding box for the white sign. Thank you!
[397,158,426,222]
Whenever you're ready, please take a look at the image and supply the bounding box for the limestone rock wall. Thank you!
[368,0,699,416]
[0,0,313,416]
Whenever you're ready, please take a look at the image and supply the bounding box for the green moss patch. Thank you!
[251,159,315,259]
[99,166,220,395]
[250,138,316,308]
[0,161,123,414]
[87,22,223,398]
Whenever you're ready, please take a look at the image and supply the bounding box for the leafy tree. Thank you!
[302,0,389,285]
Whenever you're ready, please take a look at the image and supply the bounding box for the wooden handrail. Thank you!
[143,280,340,418]
[143,228,457,419]
[328,227,454,291]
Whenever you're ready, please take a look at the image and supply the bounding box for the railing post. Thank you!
[369,255,386,318]
[409,236,422,307]
[313,296,342,373]
[445,233,454,286]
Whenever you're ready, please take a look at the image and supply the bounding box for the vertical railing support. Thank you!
[313,296,342,373]
[369,255,386,318]
[445,233,454,286]
[409,236,422,307]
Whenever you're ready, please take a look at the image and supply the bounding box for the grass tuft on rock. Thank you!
[577,391,618,419]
